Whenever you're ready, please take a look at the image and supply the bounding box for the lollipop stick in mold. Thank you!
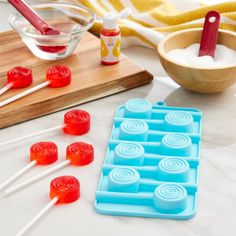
[2,142,94,196]
[0,66,32,96]
[0,110,90,148]
[0,65,71,108]
[16,176,80,236]
[199,11,220,58]
[0,142,58,191]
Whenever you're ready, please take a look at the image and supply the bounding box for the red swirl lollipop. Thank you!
[50,176,80,203]
[0,141,58,192]
[30,141,58,165]
[66,142,94,165]
[0,109,91,148]
[0,66,33,96]
[7,66,33,88]
[46,65,71,88]
[0,65,71,108]
[16,176,80,236]
[63,110,90,135]
[3,142,94,197]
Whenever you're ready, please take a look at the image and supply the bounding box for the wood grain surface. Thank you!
[0,31,153,128]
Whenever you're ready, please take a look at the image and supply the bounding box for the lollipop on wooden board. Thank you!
[0,109,90,148]
[2,142,94,196]
[0,66,33,96]
[16,176,80,236]
[0,142,58,191]
[0,65,71,108]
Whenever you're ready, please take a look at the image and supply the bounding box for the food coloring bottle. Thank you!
[100,8,131,65]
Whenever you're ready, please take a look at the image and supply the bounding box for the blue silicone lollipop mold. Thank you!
[95,98,202,220]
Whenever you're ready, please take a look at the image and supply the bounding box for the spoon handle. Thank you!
[8,0,58,35]
[199,11,220,58]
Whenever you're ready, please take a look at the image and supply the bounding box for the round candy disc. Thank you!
[7,66,33,88]
[63,110,90,135]
[66,142,94,166]
[50,176,80,203]
[46,65,71,88]
[30,142,58,165]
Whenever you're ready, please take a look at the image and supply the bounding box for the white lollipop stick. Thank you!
[3,160,71,196]
[0,124,63,148]
[0,110,90,149]
[15,175,80,236]
[0,82,13,96]
[16,196,58,236]
[0,65,71,108]
[0,141,58,190]
[0,160,37,191]
[0,81,49,108]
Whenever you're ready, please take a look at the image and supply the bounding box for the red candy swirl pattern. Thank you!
[46,65,71,88]
[63,110,90,135]
[7,66,33,88]
[50,176,80,203]
[66,142,94,166]
[30,142,58,165]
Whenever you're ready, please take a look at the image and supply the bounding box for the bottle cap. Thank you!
[103,8,131,30]
[103,12,118,30]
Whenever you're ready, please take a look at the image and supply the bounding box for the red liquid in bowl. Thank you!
[37,45,67,53]
[30,22,81,53]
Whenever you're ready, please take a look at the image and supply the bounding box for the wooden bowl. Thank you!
[157,29,236,94]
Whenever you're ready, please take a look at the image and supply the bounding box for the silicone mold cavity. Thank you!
[153,183,188,213]
[157,157,190,182]
[108,167,140,192]
[95,98,202,220]
[124,98,152,119]
[164,111,194,133]
[119,119,149,141]
[161,133,192,156]
[114,142,145,166]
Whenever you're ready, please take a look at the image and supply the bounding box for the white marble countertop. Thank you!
[0,3,236,236]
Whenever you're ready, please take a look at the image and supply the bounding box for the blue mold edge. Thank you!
[94,181,198,220]
[94,201,197,220]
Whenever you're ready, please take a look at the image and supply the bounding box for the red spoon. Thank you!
[8,0,60,35]
[199,11,220,58]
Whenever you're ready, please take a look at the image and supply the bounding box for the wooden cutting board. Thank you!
[0,30,153,128]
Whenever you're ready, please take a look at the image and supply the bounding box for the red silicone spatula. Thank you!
[8,0,60,35]
[199,11,220,58]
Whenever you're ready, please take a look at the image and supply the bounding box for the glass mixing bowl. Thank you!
[9,2,96,60]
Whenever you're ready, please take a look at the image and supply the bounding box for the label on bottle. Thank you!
[101,34,121,63]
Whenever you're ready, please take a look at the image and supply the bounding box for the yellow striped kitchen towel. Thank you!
[71,0,236,48]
